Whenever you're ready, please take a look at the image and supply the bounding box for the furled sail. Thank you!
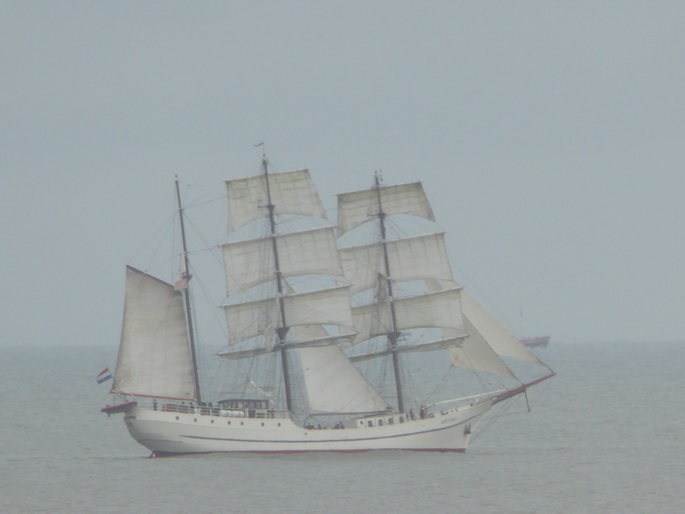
[111,266,197,400]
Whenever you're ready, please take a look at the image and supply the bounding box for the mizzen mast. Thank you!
[175,177,202,404]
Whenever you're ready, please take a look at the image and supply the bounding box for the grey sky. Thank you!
[2,1,684,346]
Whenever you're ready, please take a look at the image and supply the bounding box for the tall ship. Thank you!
[102,157,554,455]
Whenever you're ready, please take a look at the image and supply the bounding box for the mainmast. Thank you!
[175,177,202,404]
[261,157,294,413]
[374,172,405,413]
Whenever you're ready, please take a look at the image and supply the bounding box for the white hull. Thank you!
[120,401,496,455]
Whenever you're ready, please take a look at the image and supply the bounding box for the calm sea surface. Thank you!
[1,342,683,513]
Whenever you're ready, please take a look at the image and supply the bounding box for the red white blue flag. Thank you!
[96,368,112,384]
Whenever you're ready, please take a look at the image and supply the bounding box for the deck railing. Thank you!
[145,401,290,420]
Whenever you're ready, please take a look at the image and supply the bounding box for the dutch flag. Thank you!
[96,368,112,384]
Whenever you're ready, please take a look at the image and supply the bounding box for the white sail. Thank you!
[222,296,278,347]
[226,169,326,232]
[339,232,455,294]
[296,325,389,413]
[447,324,517,379]
[222,226,341,295]
[105,169,555,457]
[218,333,357,360]
[351,288,465,343]
[457,290,545,365]
[112,266,197,400]
[350,335,466,362]
[285,286,354,328]
[224,286,355,346]
[337,182,435,235]
[299,346,391,413]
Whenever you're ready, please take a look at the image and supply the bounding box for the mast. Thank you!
[373,172,405,413]
[261,156,294,413]
[175,177,202,404]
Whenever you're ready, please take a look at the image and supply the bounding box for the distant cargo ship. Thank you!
[521,336,551,348]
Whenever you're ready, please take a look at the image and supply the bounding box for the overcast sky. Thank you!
[2,1,684,347]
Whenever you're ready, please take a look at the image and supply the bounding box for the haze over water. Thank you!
[3,3,684,511]
[3,2,685,352]
[1,341,682,513]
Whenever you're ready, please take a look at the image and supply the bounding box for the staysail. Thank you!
[449,290,545,377]
[296,324,389,413]
[111,266,197,401]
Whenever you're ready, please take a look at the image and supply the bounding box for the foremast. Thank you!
[175,178,202,404]
[337,173,555,417]
[337,174,467,414]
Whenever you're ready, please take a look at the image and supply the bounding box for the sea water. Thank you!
[1,342,683,513]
